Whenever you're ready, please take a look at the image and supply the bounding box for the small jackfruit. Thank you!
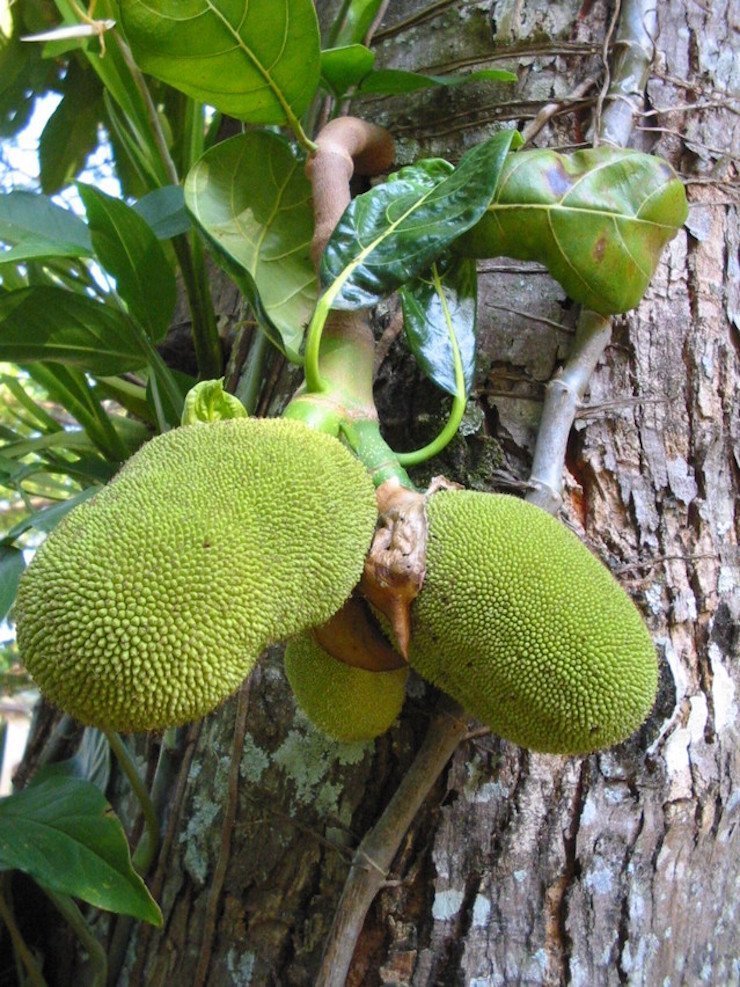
[284,633,408,743]
[409,491,658,755]
[15,418,377,733]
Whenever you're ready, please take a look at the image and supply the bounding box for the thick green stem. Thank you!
[342,418,414,489]
[104,732,159,875]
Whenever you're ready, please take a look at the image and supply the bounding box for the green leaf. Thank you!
[458,147,689,315]
[400,256,477,397]
[146,367,195,428]
[0,287,146,375]
[322,129,522,309]
[0,544,24,622]
[358,66,517,94]
[38,60,102,195]
[330,0,385,46]
[78,184,177,342]
[0,191,92,255]
[0,775,161,925]
[181,378,247,425]
[319,45,516,99]
[132,186,191,240]
[119,0,321,128]
[185,131,317,362]
[320,44,375,97]
[3,486,100,545]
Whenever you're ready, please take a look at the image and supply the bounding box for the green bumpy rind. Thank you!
[15,419,377,733]
[284,634,408,743]
[410,491,658,755]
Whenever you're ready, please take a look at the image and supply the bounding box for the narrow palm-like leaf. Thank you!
[78,184,176,342]
[0,287,147,375]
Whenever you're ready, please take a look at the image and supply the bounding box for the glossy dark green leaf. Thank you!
[38,61,102,195]
[78,184,176,341]
[0,191,92,255]
[320,44,375,97]
[0,287,146,375]
[322,129,521,309]
[119,0,321,127]
[0,774,161,924]
[132,186,191,240]
[359,66,517,94]
[0,544,24,622]
[400,256,477,397]
[331,0,385,46]
[185,131,316,362]
[458,147,688,314]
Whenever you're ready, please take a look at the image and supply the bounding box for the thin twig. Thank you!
[526,0,657,513]
[315,701,468,987]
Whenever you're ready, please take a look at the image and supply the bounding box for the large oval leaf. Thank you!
[0,287,147,374]
[400,256,477,397]
[321,129,521,310]
[0,774,161,924]
[185,131,316,362]
[458,147,688,314]
[119,0,320,128]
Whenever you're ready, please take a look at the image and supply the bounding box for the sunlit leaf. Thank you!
[322,129,521,309]
[400,256,477,397]
[458,147,688,314]
[181,378,247,425]
[185,131,316,362]
[0,774,161,924]
[119,0,321,127]
[320,44,375,97]
[78,184,176,341]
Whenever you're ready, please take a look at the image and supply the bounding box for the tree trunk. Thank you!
[18,2,740,985]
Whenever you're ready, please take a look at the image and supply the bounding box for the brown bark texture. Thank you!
[18,1,739,985]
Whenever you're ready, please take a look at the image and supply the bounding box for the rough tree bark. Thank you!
[15,1,739,985]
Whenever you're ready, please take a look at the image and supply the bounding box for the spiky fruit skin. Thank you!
[15,419,377,733]
[410,491,658,755]
[284,634,408,743]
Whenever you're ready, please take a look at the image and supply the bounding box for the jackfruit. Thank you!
[15,418,377,733]
[284,633,408,742]
[408,491,657,755]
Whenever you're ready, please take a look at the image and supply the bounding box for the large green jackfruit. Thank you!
[409,491,658,755]
[15,418,377,733]
[284,634,408,743]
